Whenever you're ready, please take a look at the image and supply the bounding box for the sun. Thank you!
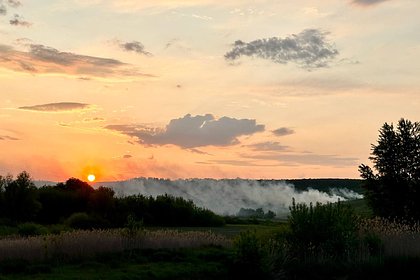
[87,174,96,182]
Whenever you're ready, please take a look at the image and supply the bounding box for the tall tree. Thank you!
[3,171,41,222]
[359,119,420,218]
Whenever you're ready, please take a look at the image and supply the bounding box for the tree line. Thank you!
[0,174,225,228]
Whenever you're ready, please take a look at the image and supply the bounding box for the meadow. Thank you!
[1,205,420,279]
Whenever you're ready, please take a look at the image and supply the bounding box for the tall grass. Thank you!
[0,229,231,262]
[359,217,420,258]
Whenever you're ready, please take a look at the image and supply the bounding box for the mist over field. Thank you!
[96,178,363,216]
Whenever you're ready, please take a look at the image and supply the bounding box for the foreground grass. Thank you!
[0,247,233,280]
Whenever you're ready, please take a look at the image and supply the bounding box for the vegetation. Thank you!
[359,118,420,219]
[236,208,276,219]
[0,174,224,228]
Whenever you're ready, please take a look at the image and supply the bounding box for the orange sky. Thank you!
[1,0,419,181]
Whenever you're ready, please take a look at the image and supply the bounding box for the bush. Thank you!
[232,231,268,279]
[65,212,95,230]
[286,199,359,261]
[17,223,48,237]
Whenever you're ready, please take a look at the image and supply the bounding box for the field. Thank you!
[2,198,420,279]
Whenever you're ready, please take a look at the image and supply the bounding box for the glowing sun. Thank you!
[87,174,96,182]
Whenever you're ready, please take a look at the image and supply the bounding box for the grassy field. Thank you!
[0,247,234,280]
[149,223,285,239]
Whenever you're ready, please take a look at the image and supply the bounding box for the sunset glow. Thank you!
[0,0,419,181]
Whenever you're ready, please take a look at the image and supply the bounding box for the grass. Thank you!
[0,247,233,280]
[150,223,285,239]
[0,229,231,262]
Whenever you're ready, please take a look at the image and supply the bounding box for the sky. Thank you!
[0,0,419,182]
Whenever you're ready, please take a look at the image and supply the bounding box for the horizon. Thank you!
[33,176,363,185]
[1,0,419,181]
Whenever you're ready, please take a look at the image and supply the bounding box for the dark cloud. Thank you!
[246,141,289,151]
[29,44,121,67]
[9,14,32,27]
[352,0,389,6]
[272,127,295,136]
[123,154,133,159]
[107,114,265,148]
[225,29,339,69]
[119,41,152,56]
[0,43,154,78]
[0,135,19,140]
[19,102,90,112]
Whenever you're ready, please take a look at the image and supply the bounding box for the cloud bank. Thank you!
[107,114,265,148]
[19,102,90,112]
[98,178,363,216]
[225,29,339,69]
[0,43,153,79]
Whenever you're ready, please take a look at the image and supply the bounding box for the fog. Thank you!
[97,178,363,217]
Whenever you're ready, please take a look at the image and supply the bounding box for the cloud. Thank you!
[225,29,339,69]
[123,154,132,159]
[0,135,19,140]
[352,0,389,6]
[0,4,6,15]
[19,102,90,112]
[272,127,295,136]
[0,43,154,79]
[242,152,358,167]
[83,117,105,122]
[7,0,21,8]
[9,14,31,27]
[107,114,265,148]
[246,141,289,151]
[200,159,277,167]
[118,41,152,56]
[0,0,22,15]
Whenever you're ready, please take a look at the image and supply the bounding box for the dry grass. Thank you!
[359,217,420,258]
[0,229,231,262]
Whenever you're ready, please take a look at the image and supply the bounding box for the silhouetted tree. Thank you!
[3,171,41,222]
[359,119,420,218]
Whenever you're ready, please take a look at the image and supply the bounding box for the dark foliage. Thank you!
[237,208,276,219]
[286,199,359,260]
[359,118,420,219]
[0,172,225,228]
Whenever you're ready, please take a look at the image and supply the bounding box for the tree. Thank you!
[359,118,420,218]
[3,171,41,222]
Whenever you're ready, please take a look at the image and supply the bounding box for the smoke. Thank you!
[97,178,363,217]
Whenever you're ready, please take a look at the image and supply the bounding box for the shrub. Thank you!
[286,199,359,261]
[17,223,48,237]
[65,212,95,230]
[232,231,267,278]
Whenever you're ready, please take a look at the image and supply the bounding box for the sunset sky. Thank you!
[1,0,419,181]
